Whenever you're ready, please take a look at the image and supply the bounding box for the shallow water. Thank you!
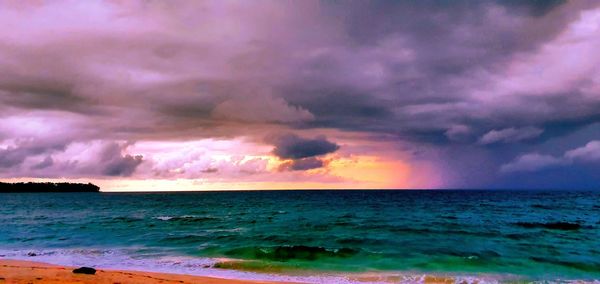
[1,190,599,282]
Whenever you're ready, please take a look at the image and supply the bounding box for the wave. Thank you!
[0,248,364,283]
[223,245,360,261]
[259,234,290,243]
[513,222,584,230]
[335,237,385,246]
[3,248,599,283]
[530,257,600,273]
[504,232,538,240]
[153,215,219,222]
[530,204,554,209]
[159,234,209,245]
[154,216,174,221]
[109,216,143,223]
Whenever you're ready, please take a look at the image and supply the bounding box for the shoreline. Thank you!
[0,259,504,284]
[0,258,536,284]
[0,259,290,284]
[3,258,599,283]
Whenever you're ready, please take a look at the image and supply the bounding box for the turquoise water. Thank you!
[1,190,599,282]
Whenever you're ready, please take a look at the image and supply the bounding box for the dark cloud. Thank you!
[98,142,144,177]
[0,1,599,187]
[0,147,28,168]
[102,155,143,177]
[278,157,324,171]
[267,133,338,172]
[501,140,600,174]
[0,140,143,178]
[1,0,597,145]
[270,134,339,160]
[478,127,544,145]
[498,0,566,16]
[31,156,53,170]
[0,140,65,169]
[500,153,565,173]
[201,168,218,174]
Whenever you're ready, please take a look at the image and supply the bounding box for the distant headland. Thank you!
[0,182,100,193]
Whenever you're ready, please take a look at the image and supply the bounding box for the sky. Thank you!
[1,0,600,191]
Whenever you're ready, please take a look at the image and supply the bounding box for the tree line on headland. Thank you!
[0,182,100,193]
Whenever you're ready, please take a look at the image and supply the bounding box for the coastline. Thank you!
[0,259,288,284]
[3,258,599,283]
[0,259,490,284]
[0,259,528,284]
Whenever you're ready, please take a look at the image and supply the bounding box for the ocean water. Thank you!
[1,190,599,283]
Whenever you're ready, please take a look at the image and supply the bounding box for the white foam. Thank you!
[0,248,354,283]
[154,216,173,221]
[1,248,596,283]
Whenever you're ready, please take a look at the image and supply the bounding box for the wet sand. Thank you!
[0,259,288,284]
[0,259,502,283]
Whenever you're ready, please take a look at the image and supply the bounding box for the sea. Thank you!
[1,190,599,283]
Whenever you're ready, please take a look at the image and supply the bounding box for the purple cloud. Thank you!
[565,140,600,162]
[0,1,599,187]
[270,134,339,160]
[501,140,600,174]
[479,127,544,145]
[279,157,324,171]
[500,153,565,173]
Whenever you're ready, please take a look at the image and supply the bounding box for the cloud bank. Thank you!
[501,140,600,173]
[0,0,600,189]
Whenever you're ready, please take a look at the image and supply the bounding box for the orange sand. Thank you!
[0,259,474,284]
[0,259,290,284]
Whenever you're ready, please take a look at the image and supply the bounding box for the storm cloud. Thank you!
[0,140,66,169]
[479,127,544,145]
[1,1,600,188]
[268,134,339,171]
[278,157,325,172]
[270,134,340,160]
[98,142,144,177]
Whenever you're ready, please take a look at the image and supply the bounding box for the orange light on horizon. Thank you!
[326,155,413,189]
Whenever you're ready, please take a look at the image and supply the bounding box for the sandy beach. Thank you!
[0,259,474,284]
[0,260,288,284]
